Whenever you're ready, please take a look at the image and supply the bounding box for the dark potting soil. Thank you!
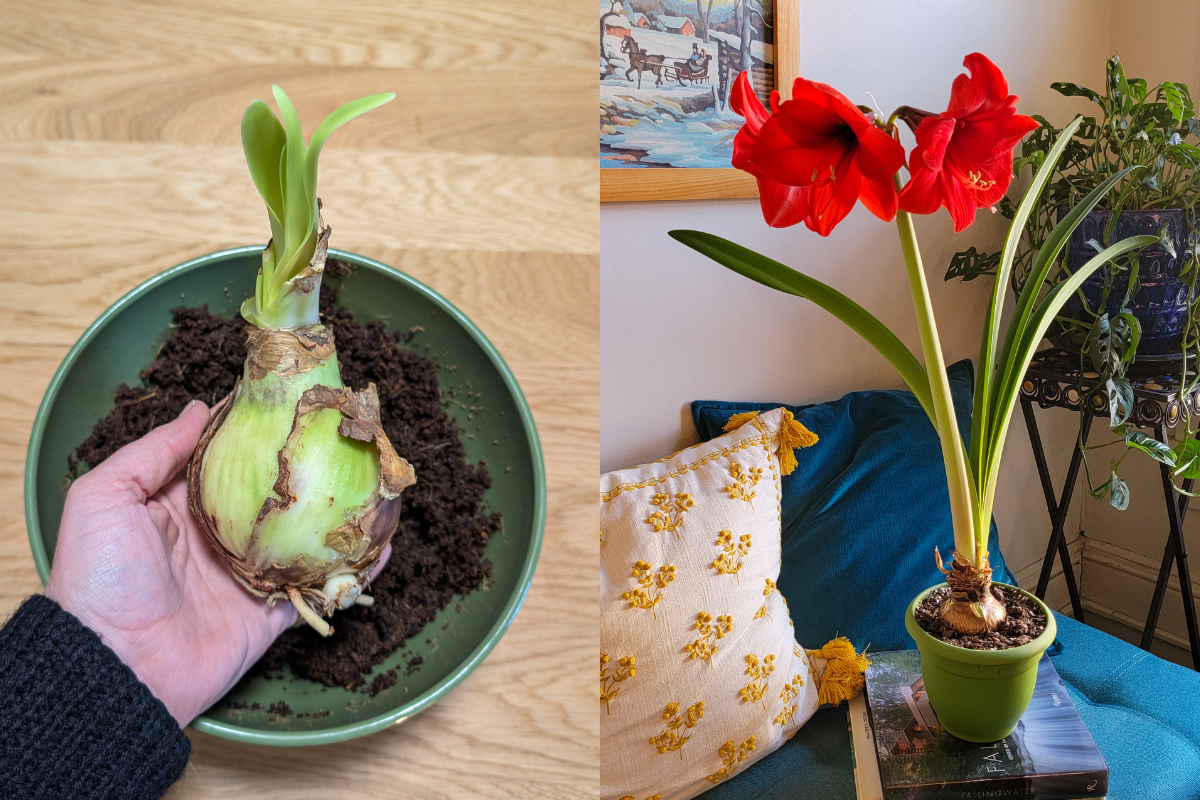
[70,258,498,691]
[914,586,1047,650]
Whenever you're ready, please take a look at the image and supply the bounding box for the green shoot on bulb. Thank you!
[240,86,395,329]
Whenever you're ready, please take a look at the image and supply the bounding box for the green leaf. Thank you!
[974,116,1088,490]
[1126,429,1175,465]
[1051,81,1101,103]
[945,247,1000,283]
[1167,141,1200,167]
[1110,472,1130,510]
[304,93,396,202]
[1175,439,1200,479]
[980,233,1158,517]
[1116,311,1141,364]
[241,100,287,248]
[271,85,312,275]
[1158,81,1185,124]
[987,160,1143,464]
[1088,311,1141,376]
[1106,376,1133,427]
[667,230,935,422]
[1159,222,1177,259]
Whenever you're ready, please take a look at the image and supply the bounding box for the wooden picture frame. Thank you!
[600,0,800,202]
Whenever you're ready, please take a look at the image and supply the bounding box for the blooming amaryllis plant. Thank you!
[671,54,1155,634]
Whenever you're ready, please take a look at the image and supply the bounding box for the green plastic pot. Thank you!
[24,246,545,745]
[904,582,1057,743]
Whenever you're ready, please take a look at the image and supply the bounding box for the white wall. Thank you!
[601,0,1113,598]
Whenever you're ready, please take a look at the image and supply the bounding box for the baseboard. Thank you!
[1082,536,1198,591]
[1078,536,1199,650]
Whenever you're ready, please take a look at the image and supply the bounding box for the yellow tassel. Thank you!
[722,410,761,433]
[806,636,869,706]
[777,409,819,476]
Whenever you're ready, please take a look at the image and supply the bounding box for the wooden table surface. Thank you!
[0,1,597,796]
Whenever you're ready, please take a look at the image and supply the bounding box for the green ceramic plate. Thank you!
[24,247,545,745]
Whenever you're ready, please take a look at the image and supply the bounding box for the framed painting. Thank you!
[599,0,800,202]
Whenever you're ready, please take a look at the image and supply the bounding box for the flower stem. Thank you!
[892,177,978,564]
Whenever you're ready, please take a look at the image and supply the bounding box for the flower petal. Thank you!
[897,167,943,216]
[751,112,848,186]
[854,124,906,179]
[788,78,874,136]
[805,167,860,236]
[756,177,810,228]
[950,112,1037,166]
[731,71,769,135]
[962,53,1010,105]
[913,116,955,172]
[856,158,899,221]
[940,170,979,232]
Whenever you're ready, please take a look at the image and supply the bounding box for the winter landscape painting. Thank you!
[600,0,775,170]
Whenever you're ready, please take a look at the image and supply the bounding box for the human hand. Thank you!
[46,400,389,726]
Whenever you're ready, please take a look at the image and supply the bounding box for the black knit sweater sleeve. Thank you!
[0,595,191,799]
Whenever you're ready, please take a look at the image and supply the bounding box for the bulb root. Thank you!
[287,586,332,637]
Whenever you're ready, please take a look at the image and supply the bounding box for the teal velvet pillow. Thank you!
[691,359,1016,653]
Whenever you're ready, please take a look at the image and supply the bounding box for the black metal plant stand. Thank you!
[1020,348,1200,669]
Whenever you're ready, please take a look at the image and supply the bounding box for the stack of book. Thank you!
[847,650,1108,800]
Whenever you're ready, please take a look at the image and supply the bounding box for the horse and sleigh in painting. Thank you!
[620,35,713,89]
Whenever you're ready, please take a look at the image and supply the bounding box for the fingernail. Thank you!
[179,399,199,418]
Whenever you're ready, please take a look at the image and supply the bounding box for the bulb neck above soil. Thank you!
[936,548,1007,634]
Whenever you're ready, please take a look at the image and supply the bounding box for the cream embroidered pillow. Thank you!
[600,407,864,800]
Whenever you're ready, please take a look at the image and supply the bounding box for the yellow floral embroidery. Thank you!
[712,530,751,582]
[601,434,772,502]
[724,463,762,503]
[645,492,693,537]
[684,611,733,668]
[706,736,757,784]
[754,577,777,620]
[649,701,705,758]
[621,561,676,619]
[774,673,805,727]
[600,653,635,714]
[738,653,775,709]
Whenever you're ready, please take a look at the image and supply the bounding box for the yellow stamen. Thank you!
[963,170,996,191]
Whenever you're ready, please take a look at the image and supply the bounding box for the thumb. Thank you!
[90,400,211,501]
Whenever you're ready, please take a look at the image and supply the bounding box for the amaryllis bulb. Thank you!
[186,86,413,636]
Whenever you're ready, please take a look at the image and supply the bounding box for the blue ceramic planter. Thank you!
[1062,209,1192,356]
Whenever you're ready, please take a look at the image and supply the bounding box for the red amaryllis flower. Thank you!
[732,72,905,235]
[731,72,809,228]
[898,53,1038,232]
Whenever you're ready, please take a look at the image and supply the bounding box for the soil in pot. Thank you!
[68,258,499,691]
[914,585,1047,650]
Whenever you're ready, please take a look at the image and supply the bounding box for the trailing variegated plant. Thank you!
[671,56,1155,635]
[186,86,415,636]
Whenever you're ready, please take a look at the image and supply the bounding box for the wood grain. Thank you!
[600,168,759,202]
[774,0,801,97]
[0,2,598,797]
